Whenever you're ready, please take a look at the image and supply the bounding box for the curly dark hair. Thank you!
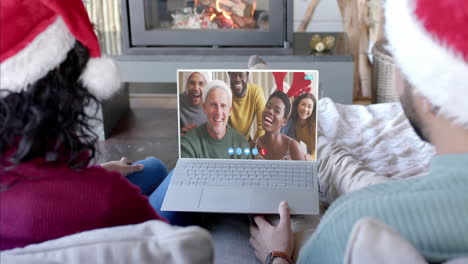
[268,90,291,119]
[290,93,317,151]
[0,41,99,169]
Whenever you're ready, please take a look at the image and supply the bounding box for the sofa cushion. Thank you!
[344,217,468,264]
[1,220,213,264]
[344,217,427,264]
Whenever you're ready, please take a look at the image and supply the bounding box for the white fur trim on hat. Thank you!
[0,18,74,95]
[385,0,468,128]
[202,80,232,106]
[79,56,121,100]
[183,71,212,90]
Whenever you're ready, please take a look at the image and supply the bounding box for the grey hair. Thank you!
[202,80,233,107]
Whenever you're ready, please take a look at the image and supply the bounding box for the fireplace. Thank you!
[121,0,293,55]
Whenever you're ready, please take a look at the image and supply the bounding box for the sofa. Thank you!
[4,98,456,264]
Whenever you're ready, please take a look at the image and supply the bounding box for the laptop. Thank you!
[161,70,320,215]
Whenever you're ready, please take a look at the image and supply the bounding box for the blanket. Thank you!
[317,98,435,203]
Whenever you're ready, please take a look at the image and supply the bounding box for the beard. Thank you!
[236,85,246,97]
[400,85,430,143]
[231,81,247,98]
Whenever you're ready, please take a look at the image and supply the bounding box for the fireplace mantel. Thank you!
[116,33,354,104]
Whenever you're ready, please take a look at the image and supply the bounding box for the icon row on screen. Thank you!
[227,147,266,156]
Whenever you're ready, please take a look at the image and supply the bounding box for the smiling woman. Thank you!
[250,91,306,161]
[282,93,317,160]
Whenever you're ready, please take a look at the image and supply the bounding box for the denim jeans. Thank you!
[127,157,198,226]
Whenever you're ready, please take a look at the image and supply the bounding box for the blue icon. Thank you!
[228,147,234,155]
[236,148,242,155]
[244,148,250,155]
[304,74,314,80]
[252,148,259,156]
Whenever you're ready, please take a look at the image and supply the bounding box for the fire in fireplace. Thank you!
[121,0,292,54]
[170,0,266,30]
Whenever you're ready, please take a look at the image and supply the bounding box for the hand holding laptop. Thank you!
[249,201,295,264]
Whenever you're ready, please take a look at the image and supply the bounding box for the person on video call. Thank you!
[228,71,266,141]
[250,91,305,161]
[249,0,468,263]
[281,93,317,160]
[179,71,210,136]
[181,80,250,159]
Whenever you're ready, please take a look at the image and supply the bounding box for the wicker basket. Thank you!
[372,40,399,103]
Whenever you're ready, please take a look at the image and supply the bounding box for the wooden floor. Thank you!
[95,102,179,171]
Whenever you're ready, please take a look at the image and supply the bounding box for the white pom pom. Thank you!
[79,57,121,100]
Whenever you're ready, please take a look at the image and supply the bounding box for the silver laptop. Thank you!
[162,70,319,215]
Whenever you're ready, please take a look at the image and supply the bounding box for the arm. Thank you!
[254,85,266,139]
[250,201,294,264]
[106,174,164,227]
[289,140,306,161]
[100,157,144,176]
[180,135,196,158]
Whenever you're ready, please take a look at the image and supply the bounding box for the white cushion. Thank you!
[344,217,468,264]
[344,217,427,264]
[1,220,213,264]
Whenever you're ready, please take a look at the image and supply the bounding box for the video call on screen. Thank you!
[178,70,318,162]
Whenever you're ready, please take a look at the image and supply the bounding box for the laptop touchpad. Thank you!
[199,187,252,211]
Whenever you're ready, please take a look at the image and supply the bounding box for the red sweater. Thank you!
[0,153,165,250]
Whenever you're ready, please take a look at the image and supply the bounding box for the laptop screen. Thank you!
[177,70,318,161]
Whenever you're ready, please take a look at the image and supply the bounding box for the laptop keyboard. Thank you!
[172,160,314,190]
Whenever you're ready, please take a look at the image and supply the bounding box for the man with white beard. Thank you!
[181,80,250,159]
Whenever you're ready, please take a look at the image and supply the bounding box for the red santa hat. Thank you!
[385,0,468,128]
[0,0,120,99]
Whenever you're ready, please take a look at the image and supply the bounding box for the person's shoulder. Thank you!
[284,135,298,146]
[248,83,263,95]
[248,83,266,105]
[182,123,208,146]
[284,135,301,154]
[184,123,205,138]
[249,83,262,90]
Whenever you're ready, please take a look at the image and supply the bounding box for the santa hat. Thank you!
[385,0,468,128]
[183,71,212,90]
[0,0,120,100]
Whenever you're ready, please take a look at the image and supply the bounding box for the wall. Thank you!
[294,0,343,32]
